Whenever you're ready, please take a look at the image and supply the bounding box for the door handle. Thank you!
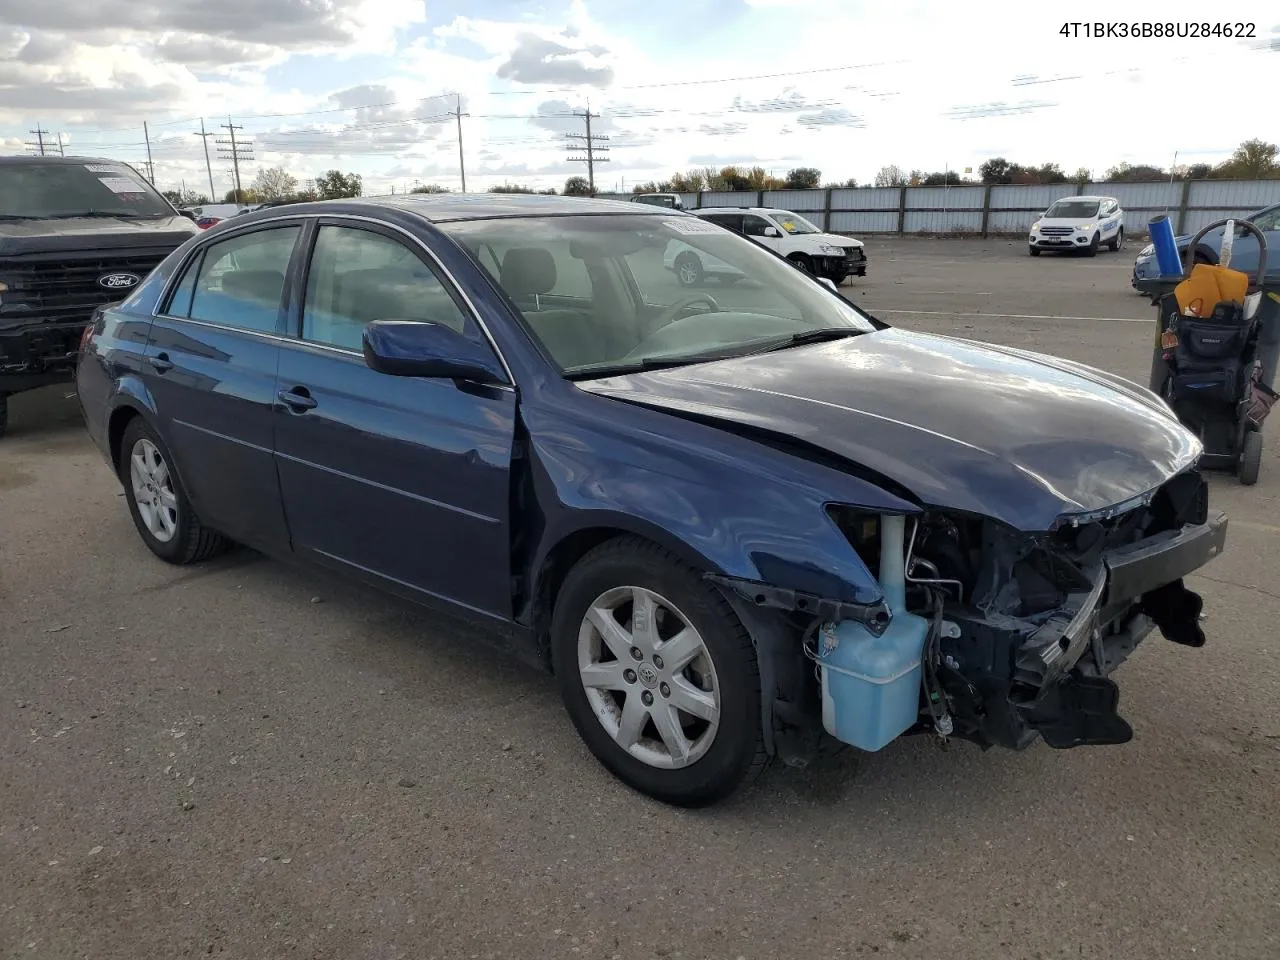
[277,387,317,412]
[148,353,174,373]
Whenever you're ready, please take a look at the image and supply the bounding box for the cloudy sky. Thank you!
[1,0,1276,198]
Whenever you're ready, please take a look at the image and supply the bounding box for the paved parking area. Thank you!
[2,237,1277,959]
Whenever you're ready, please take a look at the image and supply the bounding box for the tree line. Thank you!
[634,139,1278,193]
[161,139,1277,206]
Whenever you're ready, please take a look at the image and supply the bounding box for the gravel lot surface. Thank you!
[2,237,1277,959]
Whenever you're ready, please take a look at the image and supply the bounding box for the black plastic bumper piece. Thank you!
[1103,511,1227,611]
[1025,675,1134,749]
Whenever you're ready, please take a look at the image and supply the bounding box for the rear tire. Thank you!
[119,418,229,564]
[550,536,766,807]
[1239,431,1263,486]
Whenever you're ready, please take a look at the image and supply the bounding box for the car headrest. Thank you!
[500,247,557,297]
[222,269,285,304]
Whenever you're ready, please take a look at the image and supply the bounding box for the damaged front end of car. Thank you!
[712,467,1227,760]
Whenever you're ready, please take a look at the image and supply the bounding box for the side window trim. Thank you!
[293,219,482,355]
[160,247,207,318]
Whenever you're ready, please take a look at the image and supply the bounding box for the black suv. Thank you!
[0,156,198,436]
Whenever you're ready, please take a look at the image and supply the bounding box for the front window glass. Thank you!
[0,161,174,219]
[301,225,473,351]
[770,211,822,234]
[1045,200,1100,220]
[443,214,876,377]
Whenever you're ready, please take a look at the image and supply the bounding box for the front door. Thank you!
[141,222,302,550]
[272,220,517,620]
[743,213,784,253]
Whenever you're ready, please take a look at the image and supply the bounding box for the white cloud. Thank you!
[1,0,1277,198]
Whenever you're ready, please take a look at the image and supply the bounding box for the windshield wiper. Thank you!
[739,327,867,356]
[43,211,149,219]
[564,352,737,380]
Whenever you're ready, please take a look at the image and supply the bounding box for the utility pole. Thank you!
[25,125,52,156]
[216,118,254,203]
[193,118,217,201]
[565,108,609,194]
[449,94,470,192]
[55,132,65,157]
[143,122,156,183]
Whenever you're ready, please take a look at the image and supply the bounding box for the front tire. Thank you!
[119,418,229,564]
[1109,228,1125,252]
[1084,233,1100,257]
[1028,246,1041,257]
[674,252,703,287]
[550,537,766,807]
[788,254,814,275]
[0,393,8,439]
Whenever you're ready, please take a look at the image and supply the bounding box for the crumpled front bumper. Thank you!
[999,512,1227,748]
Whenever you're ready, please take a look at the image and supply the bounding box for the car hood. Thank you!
[0,215,198,257]
[578,328,1201,531]
[813,233,862,248]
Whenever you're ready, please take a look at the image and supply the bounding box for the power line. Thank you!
[565,108,609,194]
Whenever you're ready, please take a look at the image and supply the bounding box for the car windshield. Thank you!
[0,161,173,220]
[771,211,822,234]
[1044,200,1100,220]
[442,213,877,377]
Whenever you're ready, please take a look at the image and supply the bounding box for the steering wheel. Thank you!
[650,293,721,331]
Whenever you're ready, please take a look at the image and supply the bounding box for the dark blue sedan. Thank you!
[77,194,1227,806]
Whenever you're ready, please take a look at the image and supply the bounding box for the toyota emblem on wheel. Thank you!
[98,272,141,290]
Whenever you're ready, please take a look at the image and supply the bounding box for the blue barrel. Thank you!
[1149,215,1183,277]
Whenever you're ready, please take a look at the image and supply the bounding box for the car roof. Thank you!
[0,155,138,167]
[695,207,787,214]
[1061,195,1116,203]
[314,193,674,223]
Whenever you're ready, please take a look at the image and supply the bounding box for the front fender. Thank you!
[523,391,917,610]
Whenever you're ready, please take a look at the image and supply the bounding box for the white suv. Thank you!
[1028,195,1125,257]
[664,207,867,286]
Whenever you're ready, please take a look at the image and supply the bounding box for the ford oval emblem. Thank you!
[98,272,141,290]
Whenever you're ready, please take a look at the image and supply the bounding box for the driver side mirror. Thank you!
[363,319,507,385]
[763,226,780,237]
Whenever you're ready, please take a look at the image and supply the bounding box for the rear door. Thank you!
[272,219,517,620]
[141,221,302,550]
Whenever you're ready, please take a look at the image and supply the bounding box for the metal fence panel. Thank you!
[989,184,1075,211]
[904,186,985,210]
[700,191,750,207]
[832,187,899,210]
[762,190,824,211]
[986,209,1039,233]
[1187,180,1280,211]
[1085,181,1182,210]
[903,210,983,234]
[829,211,899,234]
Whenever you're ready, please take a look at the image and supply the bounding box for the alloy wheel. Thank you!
[577,585,720,769]
[129,437,179,543]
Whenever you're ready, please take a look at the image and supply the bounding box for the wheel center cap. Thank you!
[637,663,659,688]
